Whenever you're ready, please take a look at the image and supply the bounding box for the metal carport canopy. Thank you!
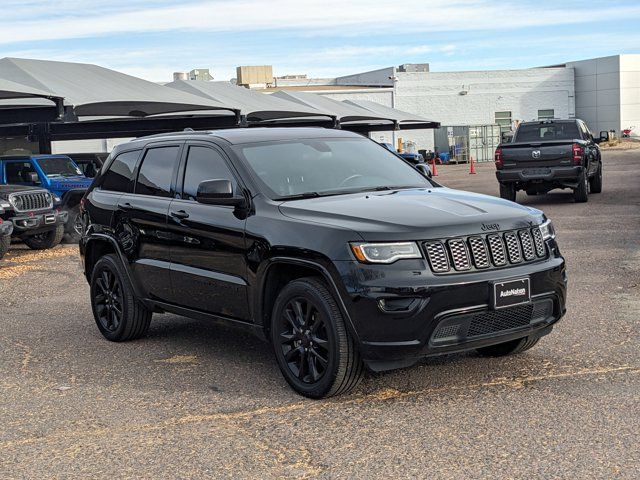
[342,99,440,129]
[0,57,238,119]
[165,80,335,123]
[271,90,395,124]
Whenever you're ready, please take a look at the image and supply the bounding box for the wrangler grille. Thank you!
[423,227,548,274]
[10,191,52,213]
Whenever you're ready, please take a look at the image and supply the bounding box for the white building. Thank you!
[565,55,640,137]
[271,55,640,152]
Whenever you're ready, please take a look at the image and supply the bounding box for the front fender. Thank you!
[82,233,148,304]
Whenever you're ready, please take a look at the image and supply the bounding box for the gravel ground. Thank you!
[0,150,638,479]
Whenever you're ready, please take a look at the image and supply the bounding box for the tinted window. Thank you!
[4,161,38,184]
[101,150,140,192]
[515,122,580,142]
[234,138,431,199]
[135,146,180,197]
[183,146,235,201]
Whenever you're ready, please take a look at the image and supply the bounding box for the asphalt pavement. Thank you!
[0,149,638,479]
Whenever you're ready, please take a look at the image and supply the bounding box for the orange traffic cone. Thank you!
[469,156,477,174]
[431,157,438,176]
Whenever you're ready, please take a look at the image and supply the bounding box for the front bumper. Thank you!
[333,241,567,371]
[0,220,13,237]
[10,210,68,237]
[496,166,582,184]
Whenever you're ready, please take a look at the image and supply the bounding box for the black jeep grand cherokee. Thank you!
[80,128,567,398]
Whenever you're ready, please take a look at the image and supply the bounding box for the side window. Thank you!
[5,161,37,184]
[101,150,140,193]
[135,146,180,198]
[182,146,235,201]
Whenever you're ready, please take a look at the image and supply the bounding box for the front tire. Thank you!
[573,169,589,203]
[589,162,603,193]
[23,224,64,250]
[476,336,540,357]
[90,253,152,341]
[499,183,516,202]
[0,234,10,260]
[64,207,82,243]
[271,277,363,398]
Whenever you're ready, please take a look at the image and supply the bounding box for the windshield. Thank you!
[234,137,432,199]
[515,122,580,142]
[36,157,83,178]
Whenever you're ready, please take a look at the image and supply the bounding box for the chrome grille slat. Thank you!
[503,231,522,263]
[468,236,490,269]
[423,227,549,275]
[487,234,507,266]
[447,238,471,271]
[518,229,535,261]
[531,227,546,257]
[10,191,52,213]
[424,242,450,273]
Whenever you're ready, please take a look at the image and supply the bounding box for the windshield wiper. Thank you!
[276,192,322,200]
[370,185,425,191]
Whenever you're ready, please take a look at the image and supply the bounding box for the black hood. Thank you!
[279,187,545,241]
[0,185,46,200]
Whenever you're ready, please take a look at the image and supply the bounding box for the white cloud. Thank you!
[0,0,638,45]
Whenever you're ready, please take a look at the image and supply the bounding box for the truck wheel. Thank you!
[64,207,82,243]
[90,254,152,341]
[499,183,516,202]
[476,336,540,357]
[0,234,10,260]
[573,170,589,203]
[589,162,603,194]
[23,224,64,250]
[525,189,537,196]
[271,277,364,398]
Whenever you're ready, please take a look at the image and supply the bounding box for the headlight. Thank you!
[539,219,555,240]
[350,242,422,264]
[12,196,23,210]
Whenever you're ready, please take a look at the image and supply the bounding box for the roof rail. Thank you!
[138,130,214,139]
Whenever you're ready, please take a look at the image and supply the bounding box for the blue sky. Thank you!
[1,0,639,81]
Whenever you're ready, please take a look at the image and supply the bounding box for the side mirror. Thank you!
[196,179,246,207]
[415,163,432,178]
[599,131,609,142]
[27,172,40,184]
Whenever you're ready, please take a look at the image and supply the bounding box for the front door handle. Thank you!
[171,210,189,220]
[119,202,133,210]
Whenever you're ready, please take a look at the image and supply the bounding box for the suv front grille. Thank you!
[423,227,547,274]
[10,192,52,213]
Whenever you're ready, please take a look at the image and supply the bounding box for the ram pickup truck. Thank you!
[0,185,67,259]
[495,119,604,203]
[0,155,92,240]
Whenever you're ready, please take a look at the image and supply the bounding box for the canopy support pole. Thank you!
[28,123,52,154]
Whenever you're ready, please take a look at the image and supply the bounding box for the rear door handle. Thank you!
[119,202,133,210]
[171,210,189,220]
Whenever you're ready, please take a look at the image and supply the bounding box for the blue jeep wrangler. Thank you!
[0,155,92,240]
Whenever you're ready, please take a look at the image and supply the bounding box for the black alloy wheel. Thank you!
[271,277,363,398]
[278,297,331,385]
[94,267,124,334]
[90,254,152,341]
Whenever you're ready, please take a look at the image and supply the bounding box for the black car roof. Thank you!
[125,127,364,148]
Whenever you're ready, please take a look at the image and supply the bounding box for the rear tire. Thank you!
[90,253,152,341]
[0,234,10,260]
[525,189,537,196]
[499,183,516,202]
[476,336,540,357]
[573,170,589,203]
[589,162,603,193]
[23,224,64,250]
[271,277,364,398]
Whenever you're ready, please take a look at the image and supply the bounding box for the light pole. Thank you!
[389,70,398,147]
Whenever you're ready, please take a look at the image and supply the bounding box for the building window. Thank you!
[495,111,512,134]
[538,109,555,121]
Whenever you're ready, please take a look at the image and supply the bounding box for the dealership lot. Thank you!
[0,150,638,478]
